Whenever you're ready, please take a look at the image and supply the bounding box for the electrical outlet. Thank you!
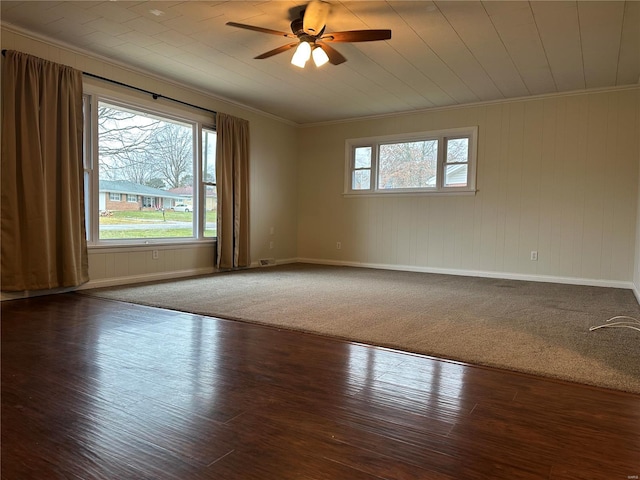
[270,226,274,235]
[269,241,274,249]
[336,242,341,250]
[152,250,159,260]
[530,250,538,261]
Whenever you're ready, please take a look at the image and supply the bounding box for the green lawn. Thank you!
[100,210,216,224]
[99,209,217,239]
[100,228,199,239]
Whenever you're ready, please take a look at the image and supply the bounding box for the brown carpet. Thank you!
[83,263,640,393]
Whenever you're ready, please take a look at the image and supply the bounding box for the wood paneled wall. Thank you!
[298,88,639,286]
[86,244,216,289]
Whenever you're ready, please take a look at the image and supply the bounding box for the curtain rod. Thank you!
[2,49,217,116]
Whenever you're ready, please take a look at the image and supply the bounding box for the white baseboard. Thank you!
[77,267,217,290]
[249,257,298,268]
[296,257,636,291]
[5,260,637,304]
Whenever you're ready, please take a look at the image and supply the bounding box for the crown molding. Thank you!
[300,84,640,128]
[1,22,298,127]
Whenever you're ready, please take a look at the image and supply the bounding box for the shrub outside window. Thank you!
[345,127,477,195]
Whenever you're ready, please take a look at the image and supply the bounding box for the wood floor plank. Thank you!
[223,410,457,480]
[2,293,639,479]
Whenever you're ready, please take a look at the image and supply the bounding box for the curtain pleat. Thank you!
[1,50,89,291]
[215,112,250,269]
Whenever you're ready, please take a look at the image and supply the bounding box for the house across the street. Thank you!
[168,185,217,211]
[99,179,183,213]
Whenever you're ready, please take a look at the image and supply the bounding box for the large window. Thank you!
[345,127,477,195]
[83,92,216,244]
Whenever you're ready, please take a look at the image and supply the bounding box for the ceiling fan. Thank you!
[226,0,392,68]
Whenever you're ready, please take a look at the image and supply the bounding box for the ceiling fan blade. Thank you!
[254,42,299,60]
[303,0,330,35]
[226,22,296,38]
[318,43,347,65]
[321,30,392,43]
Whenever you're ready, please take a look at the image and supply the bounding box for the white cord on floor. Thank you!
[589,315,640,333]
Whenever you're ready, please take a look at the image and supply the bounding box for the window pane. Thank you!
[446,138,469,163]
[83,96,92,241]
[203,129,217,184]
[203,128,217,238]
[98,102,194,240]
[203,186,217,238]
[354,147,371,168]
[378,140,437,189]
[84,171,91,239]
[444,164,468,187]
[353,170,371,190]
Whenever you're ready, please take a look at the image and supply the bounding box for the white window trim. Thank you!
[83,80,216,247]
[344,126,478,196]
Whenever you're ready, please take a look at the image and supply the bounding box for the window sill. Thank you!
[343,189,477,198]
[88,238,216,251]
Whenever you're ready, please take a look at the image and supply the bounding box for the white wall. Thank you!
[1,27,299,291]
[298,88,640,288]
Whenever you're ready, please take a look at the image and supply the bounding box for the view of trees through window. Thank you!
[96,101,216,240]
[378,140,438,189]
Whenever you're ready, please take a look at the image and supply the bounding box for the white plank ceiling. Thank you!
[2,1,638,124]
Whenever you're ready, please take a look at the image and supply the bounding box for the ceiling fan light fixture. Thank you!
[312,45,329,67]
[291,41,311,68]
[227,1,392,67]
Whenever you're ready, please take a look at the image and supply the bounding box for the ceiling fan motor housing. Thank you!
[291,18,323,44]
[302,0,331,35]
[290,18,305,36]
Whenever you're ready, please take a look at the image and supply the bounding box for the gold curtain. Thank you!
[1,50,89,291]
[215,112,250,269]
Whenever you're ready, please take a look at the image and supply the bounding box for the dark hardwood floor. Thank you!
[2,293,639,479]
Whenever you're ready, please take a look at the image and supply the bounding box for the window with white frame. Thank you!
[202,128,217,238]
[345,127,477,195]
[83,91,216,244]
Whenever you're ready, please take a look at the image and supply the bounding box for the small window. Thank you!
[127,194,138,202]
[345,127,477,195]
[352,146,372,190]
[444,137,470,187]
[109,193,121,201]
